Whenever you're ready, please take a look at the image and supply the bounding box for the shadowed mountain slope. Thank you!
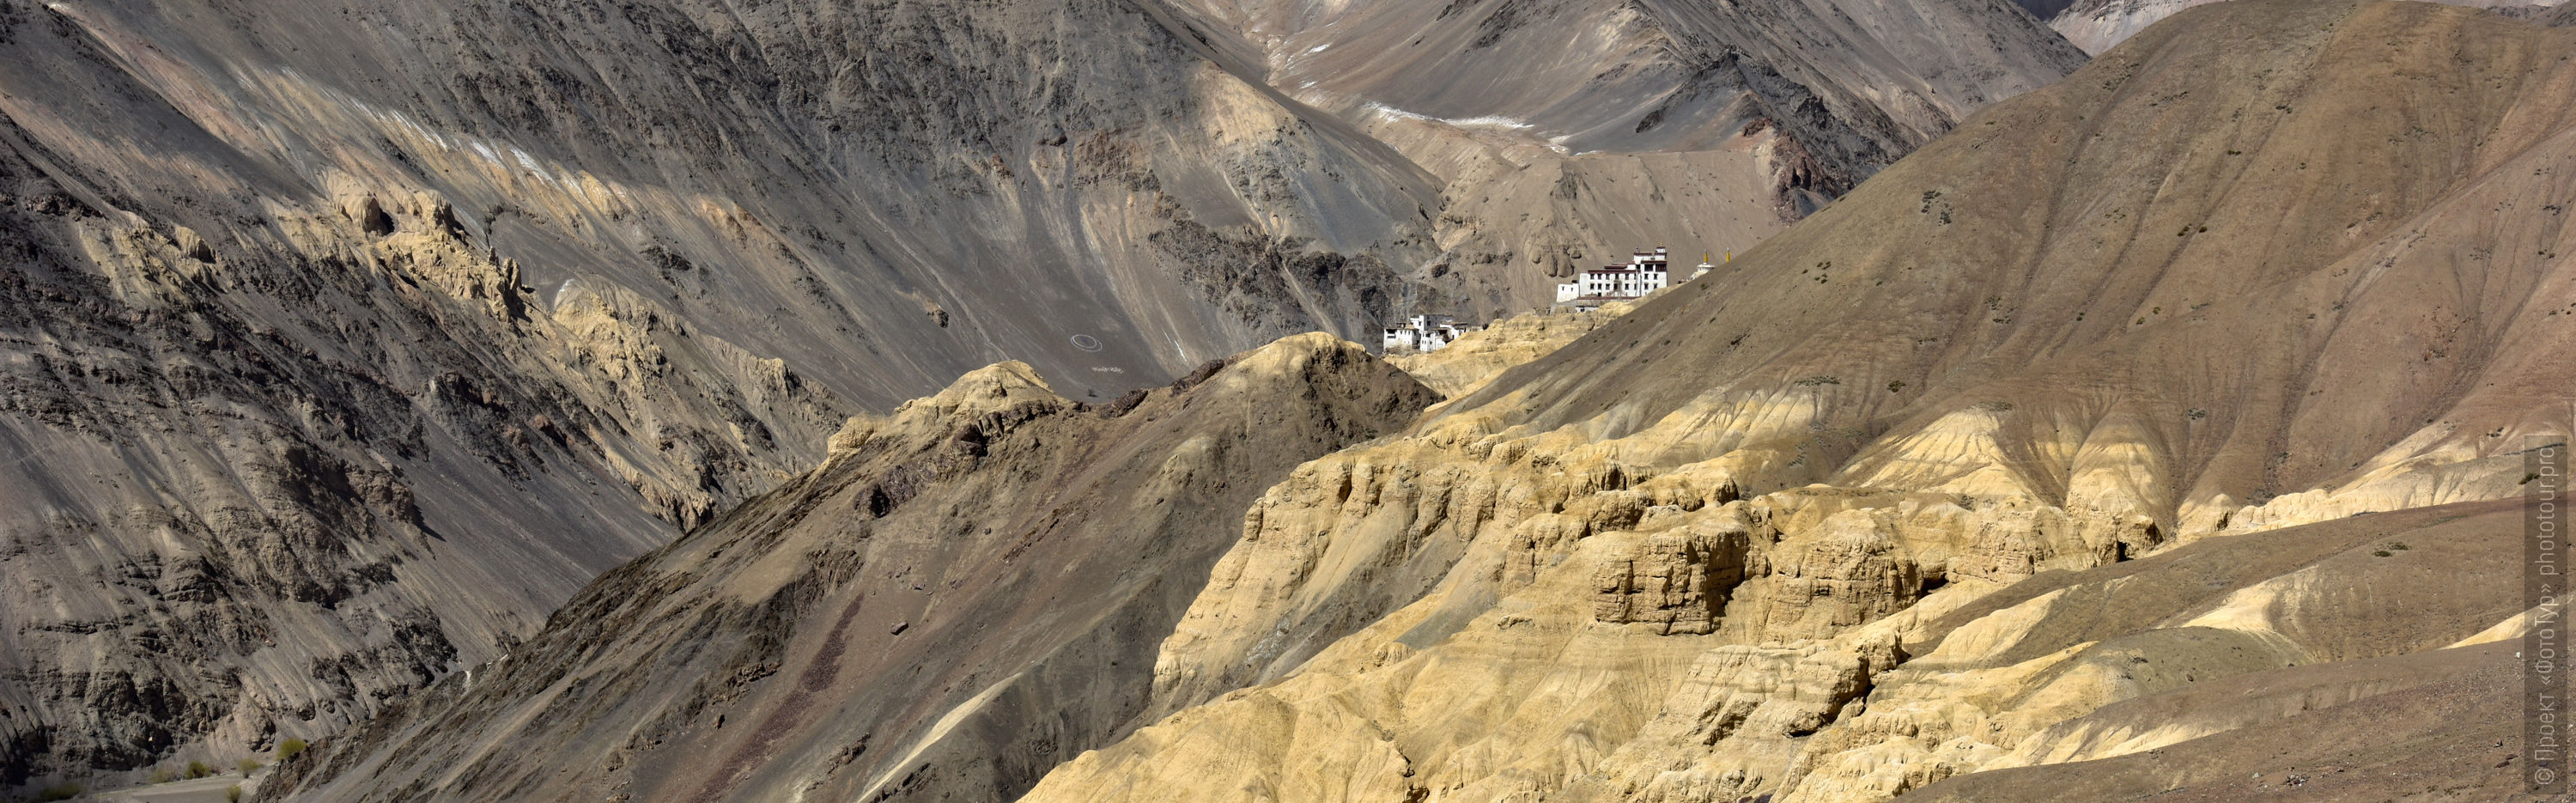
[5,0,1441,405]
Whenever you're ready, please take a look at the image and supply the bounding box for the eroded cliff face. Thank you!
[1017,3,2576,801]
[265,335,1437,803]
[0,105,854,786]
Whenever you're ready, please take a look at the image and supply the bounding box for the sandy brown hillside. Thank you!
[1437,0,2573,527]
[1009,3,2573,800]
[266,336,1434,803]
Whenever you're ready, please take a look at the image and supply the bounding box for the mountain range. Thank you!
[262,1,2567,801]
[0,0,2080,788]
[3,0,2566,801]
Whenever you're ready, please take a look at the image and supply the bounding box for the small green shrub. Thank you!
[150,765,175,783]
[34,782,82,801]
[2372,550,2393,557]
[188,759,215,779]
[277,738,309,762]
[1792,374,1841,386]
[240,757,263,775]
[228,784,245,802]
[2388,541,2410,551]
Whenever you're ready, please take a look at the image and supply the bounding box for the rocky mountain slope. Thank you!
[0,0,1423,785]
[0,20,852,788]
[264,335,1434,803]
[1008,2,2572,800]
[0,0,2085,787]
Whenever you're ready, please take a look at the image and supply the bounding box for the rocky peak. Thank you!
[888,361,1067,430]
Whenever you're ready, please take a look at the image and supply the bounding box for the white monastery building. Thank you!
[1382,314,1477,354]
[1386,246,1718,354]
[1555,246,1716,306]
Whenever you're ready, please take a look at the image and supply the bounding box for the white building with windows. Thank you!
[1558,246,1681,303]
[1382,314,1477,353]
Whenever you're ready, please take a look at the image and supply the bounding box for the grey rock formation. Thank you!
[0,59,843,792]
